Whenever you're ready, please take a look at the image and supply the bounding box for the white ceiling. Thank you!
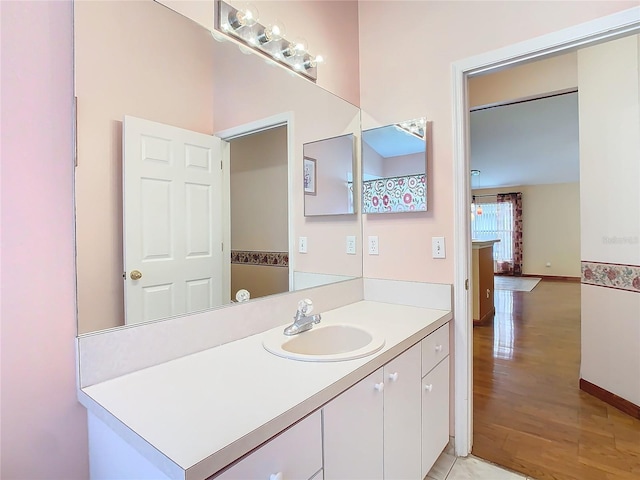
[470,92,579,189]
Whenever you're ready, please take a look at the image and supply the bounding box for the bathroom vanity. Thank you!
[79,301,451,480]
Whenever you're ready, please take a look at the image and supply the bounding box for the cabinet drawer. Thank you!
[216,410,322,480]
[421,324,449,376]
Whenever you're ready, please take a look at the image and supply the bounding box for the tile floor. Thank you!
[427,445,536,480]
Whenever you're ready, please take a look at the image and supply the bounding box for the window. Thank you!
[472,200,515,272]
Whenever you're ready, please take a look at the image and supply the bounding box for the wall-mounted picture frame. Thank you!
[303,156,317,195]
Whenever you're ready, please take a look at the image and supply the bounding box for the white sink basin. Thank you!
[262,324,385,362]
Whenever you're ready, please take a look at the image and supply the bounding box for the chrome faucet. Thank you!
[283,299,321,336]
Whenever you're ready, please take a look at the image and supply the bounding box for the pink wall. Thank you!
[0,1,88,478]
[359,0,637,284]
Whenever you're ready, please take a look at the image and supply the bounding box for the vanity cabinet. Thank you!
[421,324,450,478]
[323,343,424,480]
[323,369,384,479]
[81,309,452,480]
[383,343,422,479]
[216,411,322,480]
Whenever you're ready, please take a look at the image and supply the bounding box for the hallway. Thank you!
[472,280,640,480]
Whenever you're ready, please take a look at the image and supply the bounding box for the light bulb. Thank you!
[258,21,285,44]
[228,4,258,30]
[282,37,307,58]
[301,54,323,70]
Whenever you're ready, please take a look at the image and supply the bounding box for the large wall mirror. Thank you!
[74,0,362,334]
[362,118,428,213]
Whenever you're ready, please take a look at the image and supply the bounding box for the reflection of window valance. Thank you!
[362,174,426,213]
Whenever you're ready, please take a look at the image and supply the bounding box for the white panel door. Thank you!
[123,116,223,325]
[384,343,422,480]
[323,369,384,480]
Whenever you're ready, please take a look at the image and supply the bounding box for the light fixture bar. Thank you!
[215,0,319,82]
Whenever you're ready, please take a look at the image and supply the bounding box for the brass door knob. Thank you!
[130,270,143,280]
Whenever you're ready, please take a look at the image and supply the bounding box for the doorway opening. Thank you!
[451,7,640,459]
[216,113,294,304]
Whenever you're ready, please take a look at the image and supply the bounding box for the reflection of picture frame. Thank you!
[304,156,317,195]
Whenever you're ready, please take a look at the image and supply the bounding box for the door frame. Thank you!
[216,112,295,298]
[452,7,640,456]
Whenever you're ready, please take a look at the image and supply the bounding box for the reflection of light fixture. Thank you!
[471,169,481,176]
[215,0,321,81]
[394,117,427,139]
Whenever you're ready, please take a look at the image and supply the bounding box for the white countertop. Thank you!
[79,300,451,480]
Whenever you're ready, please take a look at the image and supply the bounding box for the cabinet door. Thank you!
[323,369,384,480]
[421,357,450,477]
[384,343,422,480]
[216,411,322,480]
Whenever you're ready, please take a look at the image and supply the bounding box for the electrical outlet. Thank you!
[368,236,379,255]
[299,236,308,254]
[432,236,446,259]
[346,236,356,255]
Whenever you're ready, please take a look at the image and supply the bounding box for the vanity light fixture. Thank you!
[215,0,321,81]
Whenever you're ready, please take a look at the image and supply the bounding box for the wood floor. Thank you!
[472,279,640,480]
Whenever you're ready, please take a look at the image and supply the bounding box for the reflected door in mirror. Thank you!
[123,116,225,324]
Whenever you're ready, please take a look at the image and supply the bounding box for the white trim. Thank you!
[452,6,640,457]
[216,112,296,291]
[220,140,231,302]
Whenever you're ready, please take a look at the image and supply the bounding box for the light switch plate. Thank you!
[299,236,308,254]
[346,236,356,255]
[368,236,379,255]
[432,236,445,258]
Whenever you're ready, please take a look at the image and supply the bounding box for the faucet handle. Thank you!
[297,298,313,315]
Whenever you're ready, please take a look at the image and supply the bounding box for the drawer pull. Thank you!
[388,372,399,382]
[424,384,433,392]
[435,344,443,353]
[269,473,283,480]
[374,382,384,392]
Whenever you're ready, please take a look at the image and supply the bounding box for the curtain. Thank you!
[496,192,523,276]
